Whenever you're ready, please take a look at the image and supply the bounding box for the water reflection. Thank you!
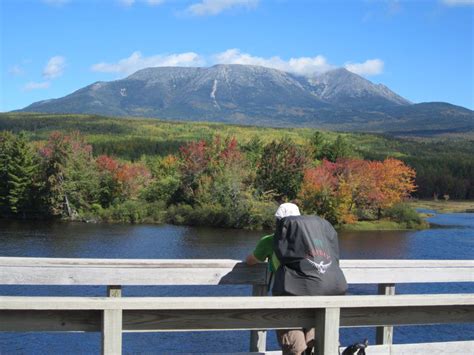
[339,230,412,259]
[181,226,270,260]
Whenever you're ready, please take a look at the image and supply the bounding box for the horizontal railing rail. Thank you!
[1,257,473,285]
[0,294,473,355]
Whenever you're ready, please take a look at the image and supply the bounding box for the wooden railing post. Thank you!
[376,283,395,345]
[249,284,268,352]
[314,307,340,355]
[102,286,122,355]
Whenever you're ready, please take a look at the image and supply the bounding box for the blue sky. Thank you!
[1,0,473,111]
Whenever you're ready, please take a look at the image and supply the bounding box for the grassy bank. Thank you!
[340,219,429,231]
[83,202,429,231]
[409,200,474,213]
[82,211,430,231]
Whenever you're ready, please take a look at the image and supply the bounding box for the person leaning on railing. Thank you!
[246,203,348,355]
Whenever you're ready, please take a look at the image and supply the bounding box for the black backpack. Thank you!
[342,339,369,355]
[272,215,348,296]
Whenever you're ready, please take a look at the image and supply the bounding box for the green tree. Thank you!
[0,131,15,213]
[0,132,39,217]
[39,132,70,216]
[241,136,264,169]
[256,139,307,200]
[142,155,181,205]
[40,131,100,217]
[309,131,327,161]
[326,135,352,162]
[7,133,39,215]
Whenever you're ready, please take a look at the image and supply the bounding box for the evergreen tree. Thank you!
[7,133,39,215]
[326,135,352,162]
[40,131,100,217]
[241,136,264,168]
[0,132,39,217]
[0,132,15,214]
[40,132,71,216]
[309,131,327,160]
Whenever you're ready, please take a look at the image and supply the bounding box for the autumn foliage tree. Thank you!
[96,155,151,207]
[174,136,275,228]
[95,155,120,207]
[299,160,341,224]
[371,158,417,210]
[178,136,244,205]
[299,158,416,224]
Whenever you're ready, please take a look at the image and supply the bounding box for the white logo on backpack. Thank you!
[306,259,332,274]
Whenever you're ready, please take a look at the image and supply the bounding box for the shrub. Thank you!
[142,175,181,204]
[145,201,167,223]
[383,203,423,228]
[166,198,276,230]
[101,200,148,224]
[166,204,195,225]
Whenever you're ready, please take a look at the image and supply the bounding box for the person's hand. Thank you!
[245,254,260,265]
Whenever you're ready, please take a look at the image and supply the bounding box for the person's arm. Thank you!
[245,234,274,266]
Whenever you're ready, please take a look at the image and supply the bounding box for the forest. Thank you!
[0,112,472,229]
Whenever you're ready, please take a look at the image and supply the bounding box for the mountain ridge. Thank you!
[19,64,474,135]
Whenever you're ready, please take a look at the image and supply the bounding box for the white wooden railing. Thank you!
[0,257,473,354]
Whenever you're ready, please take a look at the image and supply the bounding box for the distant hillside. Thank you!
[19,64,474,135]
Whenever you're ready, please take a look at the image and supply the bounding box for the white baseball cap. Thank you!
[275,203,301,220]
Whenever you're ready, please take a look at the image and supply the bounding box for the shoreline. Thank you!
[339,219,429,231]
[1,213,431,232]
[4,200,473,232]
[408,200,474,214]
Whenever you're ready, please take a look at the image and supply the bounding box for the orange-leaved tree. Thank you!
[370,158,417,212]
[96,155,151,206]
[299,158,416,224]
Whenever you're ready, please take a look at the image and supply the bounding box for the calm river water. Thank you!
[0,212,473,354]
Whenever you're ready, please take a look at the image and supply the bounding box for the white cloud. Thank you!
[23,81,51,91]
[147,0,164,4]
[187,0,258,16]
[90,49,384,77]
[91,51,204,74]
[214,49,286,68]
[344,59,384,76]
[213,49,333,76]
[43,56,66,79]
[287,56,334,76]
[441,0,474,6]
[8,65,24,76]
[19,56,64,92]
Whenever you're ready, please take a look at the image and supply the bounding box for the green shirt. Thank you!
[252,234,280,272]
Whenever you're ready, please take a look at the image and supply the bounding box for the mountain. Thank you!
[20,64,474,134]
[307,68,410,108]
